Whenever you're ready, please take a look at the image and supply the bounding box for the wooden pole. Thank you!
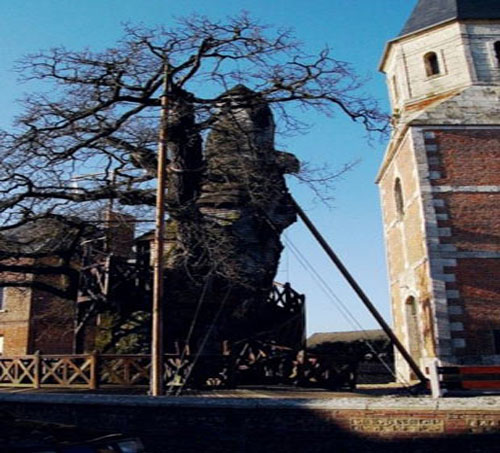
[290,196,428,385]
[151,63,169,396]
[89,350,99,390]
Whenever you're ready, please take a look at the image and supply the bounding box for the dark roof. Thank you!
[0,218,84,257]
[307,330,389,348]
[400,0,500,36]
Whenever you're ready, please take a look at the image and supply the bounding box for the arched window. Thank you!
[494,41,500,67]
[394,178,404,219]
[424,52,440,76]
[405,296,422,370]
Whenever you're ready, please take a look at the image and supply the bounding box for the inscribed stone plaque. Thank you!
[466,416,500,433]
[350,417,444,434]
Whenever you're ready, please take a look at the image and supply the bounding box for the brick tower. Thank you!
[378,0,500,381]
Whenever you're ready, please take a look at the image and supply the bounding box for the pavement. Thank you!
[0,384,499,410]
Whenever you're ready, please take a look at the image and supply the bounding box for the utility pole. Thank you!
[151,63,169,396]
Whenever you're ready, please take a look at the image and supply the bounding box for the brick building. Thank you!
[0,213,136,356]
[0,218,82,355]
[378,0,500,380]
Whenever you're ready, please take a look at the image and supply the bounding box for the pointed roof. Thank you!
[400,0,500,37]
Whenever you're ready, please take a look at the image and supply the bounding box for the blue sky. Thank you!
[0,0,417,335]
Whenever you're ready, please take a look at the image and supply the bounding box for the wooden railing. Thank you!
[0,352,231,390]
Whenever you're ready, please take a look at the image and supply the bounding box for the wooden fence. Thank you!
[0,352,231,390]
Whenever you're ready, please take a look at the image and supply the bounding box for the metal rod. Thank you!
[151,63,169,396]
[290,196,427,385]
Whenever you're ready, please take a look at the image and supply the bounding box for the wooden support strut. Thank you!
[290,196,428,385]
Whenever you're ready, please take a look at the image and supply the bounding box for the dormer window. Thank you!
[424,52,440,77]
[494,41,500,67]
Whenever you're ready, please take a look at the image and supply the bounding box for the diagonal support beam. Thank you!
[290,196,428,385]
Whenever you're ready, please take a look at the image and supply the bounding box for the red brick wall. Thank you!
[431,129,500,359]
[454,259,500,356]
[30,289,75,354]
[0,285,33,355]
[0,256,76,355]
[432,130,500,185]
[439,193,500,252]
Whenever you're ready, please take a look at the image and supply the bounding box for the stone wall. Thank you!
[382,22,473,109]
[378,129,438,380]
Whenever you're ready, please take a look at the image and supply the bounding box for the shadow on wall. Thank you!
[5,397,500,453]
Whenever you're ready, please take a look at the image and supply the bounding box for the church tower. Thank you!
[378,0,500,380]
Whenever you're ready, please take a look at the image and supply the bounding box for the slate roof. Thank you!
[400,0,500,37]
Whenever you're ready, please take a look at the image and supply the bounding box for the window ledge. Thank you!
[426,72,446,81]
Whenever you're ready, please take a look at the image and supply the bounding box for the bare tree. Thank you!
[0,13,388,353]
[0,12,386,230]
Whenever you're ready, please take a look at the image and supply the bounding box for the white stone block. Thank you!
[438,227,452,237]
[452,338,466,349]
[448,305,463,315]
[433,273,456,282]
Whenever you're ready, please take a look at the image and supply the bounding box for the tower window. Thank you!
[424,52,440,77]
[494,42,500,67]
[394,178,405,219]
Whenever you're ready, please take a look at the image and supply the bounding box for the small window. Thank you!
[0,287,4,311]
[424,52,440,77]
[0,336,4,355]
[391,75,399,102]
[494,330,500,354]
[494,42,500,67]
[394,178,405,219]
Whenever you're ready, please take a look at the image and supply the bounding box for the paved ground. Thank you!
[0,382,417,398]
[0,382,499,402]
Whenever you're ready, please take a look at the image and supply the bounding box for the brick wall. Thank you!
[0,256,76,355]
[429,129,500,361]
[431,130,500,187]
[0,286,32,355]
[3,395,500,453]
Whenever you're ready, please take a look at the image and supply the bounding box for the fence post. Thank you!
[33,351,41,389]
[429,358,442,399]
[90,350,99,390]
